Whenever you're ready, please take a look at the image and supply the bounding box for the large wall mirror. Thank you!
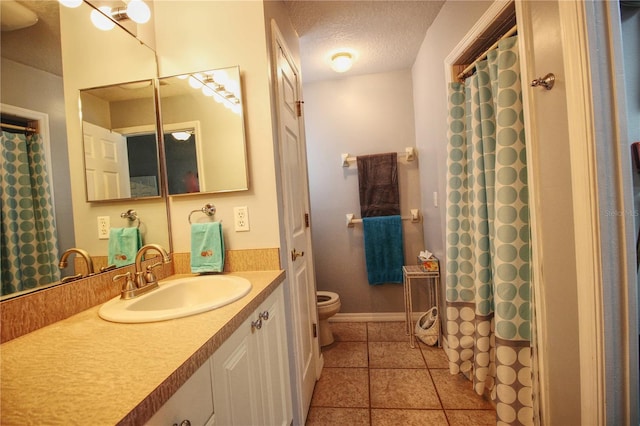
[158,67,249,195]
[80,80,160,201]
[0,1,168,299]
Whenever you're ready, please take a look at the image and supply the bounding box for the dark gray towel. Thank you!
[357,152,400,217]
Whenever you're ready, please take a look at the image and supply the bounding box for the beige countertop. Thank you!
[0,270,285,425]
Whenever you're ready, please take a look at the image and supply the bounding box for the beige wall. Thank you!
[60,2,169,256]
[154,1,281,253]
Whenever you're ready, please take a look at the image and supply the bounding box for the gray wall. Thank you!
[1,58,75,257]
[304,70,425,314]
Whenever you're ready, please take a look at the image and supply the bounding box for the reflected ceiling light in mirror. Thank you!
[188,75,204,89]
[184,73,241,114]
[125,0,151,24]
[90,6,115,31]
[61,0,151,29]
[1,0,39,31]
[58,0,82,7]
[171,131,192,141]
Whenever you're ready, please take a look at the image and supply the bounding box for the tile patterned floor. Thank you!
[306,322,496,426]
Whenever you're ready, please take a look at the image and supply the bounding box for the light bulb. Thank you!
[202,84,215,97]
[58,0,83,8]
[331,53,353,73]
[90,6,115,31]
[188,75,203,89]
[126,0,151,24]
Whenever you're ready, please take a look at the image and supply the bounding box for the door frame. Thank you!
[555,0,639,423]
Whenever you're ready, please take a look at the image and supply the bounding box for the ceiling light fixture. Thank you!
[331,52,353,73]
[1,0,39,31]
[61,0,151,31]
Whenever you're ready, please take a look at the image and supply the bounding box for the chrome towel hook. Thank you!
[530,73,555,90]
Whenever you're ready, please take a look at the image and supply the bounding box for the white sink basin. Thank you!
[98,275,252,323]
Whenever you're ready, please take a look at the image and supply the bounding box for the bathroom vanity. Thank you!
[0,271,290,425]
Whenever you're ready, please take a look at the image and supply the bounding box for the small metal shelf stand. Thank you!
[402,264,441,348]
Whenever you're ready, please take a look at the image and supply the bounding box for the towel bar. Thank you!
[341,147,416,167]
[346,209,420,227]
[188,203,217,224]
[120,209,140,228]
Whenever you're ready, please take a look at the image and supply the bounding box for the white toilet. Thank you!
[316,291,341,346]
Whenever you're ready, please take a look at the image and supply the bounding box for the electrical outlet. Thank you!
[97,216,110,239]
[234,206,250,232]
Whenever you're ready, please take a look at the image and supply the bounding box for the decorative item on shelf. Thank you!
[418,250,439,272]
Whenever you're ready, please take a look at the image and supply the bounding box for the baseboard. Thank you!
[330,312,409,322]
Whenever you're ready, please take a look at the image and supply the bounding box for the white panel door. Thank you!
[83,121,131,200]
[274,37,319,423]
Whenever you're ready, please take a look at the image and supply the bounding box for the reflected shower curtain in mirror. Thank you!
[445,36,535,425]
[1,131,60,295]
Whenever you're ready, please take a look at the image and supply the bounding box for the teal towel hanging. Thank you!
[190,222,225,273]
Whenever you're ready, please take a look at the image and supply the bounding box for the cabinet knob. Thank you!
[251,318,263,333]
[259,310,269,321]
[173,421,191,426]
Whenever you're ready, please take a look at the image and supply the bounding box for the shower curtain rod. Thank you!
[1,122,37,133]
[457,24,518,81]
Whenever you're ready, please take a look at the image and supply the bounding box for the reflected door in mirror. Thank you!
[80,80,160,202]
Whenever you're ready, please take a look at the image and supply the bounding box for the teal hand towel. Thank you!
[108,227,142,267]
[363,215,404,285]
[191,222,225,273]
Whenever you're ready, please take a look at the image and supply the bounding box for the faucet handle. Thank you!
[113,271,136,293]
[145,262,162,284]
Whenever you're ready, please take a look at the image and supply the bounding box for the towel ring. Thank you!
[120,209,140,228]
[188,203,216,224]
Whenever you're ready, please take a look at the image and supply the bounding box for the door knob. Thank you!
[530,73,555,90]
[291,249,305,261]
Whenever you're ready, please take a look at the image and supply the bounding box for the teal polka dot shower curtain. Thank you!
[1,131,60,295]
[445,36,535,425]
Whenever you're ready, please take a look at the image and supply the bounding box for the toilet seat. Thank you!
[317,291,339,307]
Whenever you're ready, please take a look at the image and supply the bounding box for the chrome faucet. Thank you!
[113,244,171,300]
[58,248,94,282]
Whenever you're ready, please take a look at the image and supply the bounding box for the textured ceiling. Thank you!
[284,0,445,83]
[1,1,62,76]
[1,1,445,83]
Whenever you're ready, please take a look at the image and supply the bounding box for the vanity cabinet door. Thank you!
[255,285,292,426]
[211,308,264,425]
[212,284,292,426]
[145,358,215,426]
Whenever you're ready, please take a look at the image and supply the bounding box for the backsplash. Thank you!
[0,248,280,343]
